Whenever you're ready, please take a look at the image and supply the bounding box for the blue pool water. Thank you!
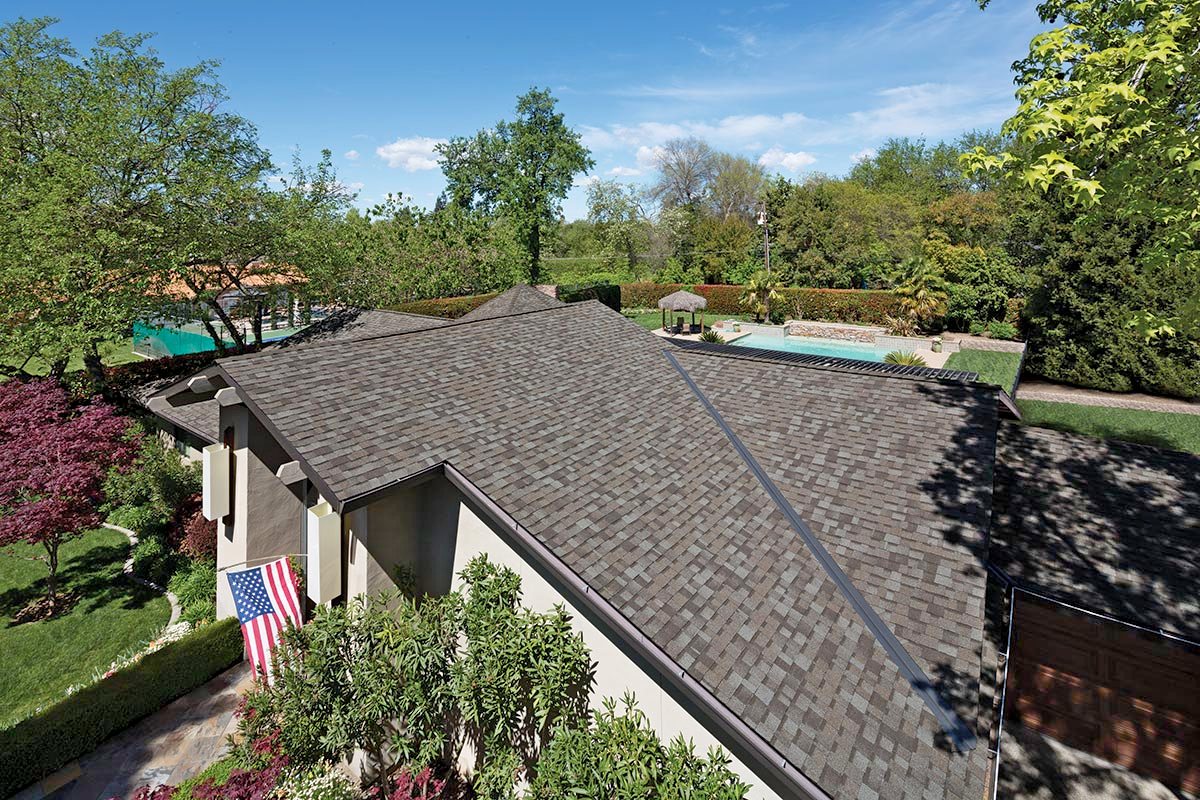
[731,333,888,362]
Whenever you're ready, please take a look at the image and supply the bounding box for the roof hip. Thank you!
[664,349,980,753]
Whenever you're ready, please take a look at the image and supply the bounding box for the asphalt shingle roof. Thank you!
[457,284,563,322]
[990,423,1200,640]
[214,301,997,799]
[139,309,448,442]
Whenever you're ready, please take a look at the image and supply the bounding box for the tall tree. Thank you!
[849,137,969,202]
[438,88,593,284]
[586,180,647,271]
[708,153,768,221]
[648,137,717,210]
[967,0,1200,338]
[0,18,271,375]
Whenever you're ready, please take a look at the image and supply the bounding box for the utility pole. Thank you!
[757,203,771,321]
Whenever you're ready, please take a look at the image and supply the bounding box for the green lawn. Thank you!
[623,309,754,331]
[1016,399,1200,454]
[943,349,1024,394]
[0,527,171,728]
[2,338,143,378]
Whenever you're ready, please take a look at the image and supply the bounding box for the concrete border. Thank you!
[102,522,181,627]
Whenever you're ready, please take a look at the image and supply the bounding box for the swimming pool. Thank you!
[730,333,888,362]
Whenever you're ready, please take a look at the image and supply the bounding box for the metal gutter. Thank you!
[989,583,1016,800]
[441,462,833,800]
[664,349,979,752]
[340,463,443,514]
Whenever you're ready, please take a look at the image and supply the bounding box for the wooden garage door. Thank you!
[1007,596,1200,794]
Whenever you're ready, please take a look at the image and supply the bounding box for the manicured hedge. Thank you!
[387,292,499,319]
[559,281,620,311]
[690,284,902,324]
[789,289,903,325]
[619,283,685,309]
[0,617,244,797]
[691,284,743,315]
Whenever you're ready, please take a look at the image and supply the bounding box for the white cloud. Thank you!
[850,147,876,163]
[576,174,601,188]
[609,165,642,177]
[635,145,666,170]
[847,83,1011,139]
[347,181,365,191]
[375,136,447,171]
[583,113,811,152]
[344,149,360,161]
[757,147,816,172]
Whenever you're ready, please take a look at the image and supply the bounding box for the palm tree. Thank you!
[740,270,784,323]
[892,257,949,329]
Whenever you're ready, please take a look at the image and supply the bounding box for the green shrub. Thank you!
[883,351,928,366]
[698,330,725,344]
[0,617,243,797]
[620,283,685,309]
[558,281,620,311]
[528,694,749,800]
[103,436,202,539]
[131,535,179,586]
[387,292,499,319]
[1017,205,1200,399]
[986,320,1019,340]
[969,320,986,336]
[169,560,217,624]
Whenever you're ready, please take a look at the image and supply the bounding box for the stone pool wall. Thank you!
[783,320,886,343]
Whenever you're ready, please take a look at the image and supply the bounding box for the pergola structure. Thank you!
[658,290,708,333]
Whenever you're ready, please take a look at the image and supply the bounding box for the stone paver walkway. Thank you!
[1017,378,1200,416]
[14,663,252,800]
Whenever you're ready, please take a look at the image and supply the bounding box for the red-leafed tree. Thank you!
[0,379,139,618]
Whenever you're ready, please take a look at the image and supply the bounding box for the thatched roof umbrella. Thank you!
[658,290,708,333]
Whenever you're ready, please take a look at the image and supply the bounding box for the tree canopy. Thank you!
[966,0,1200,338]
[437,88,593,284]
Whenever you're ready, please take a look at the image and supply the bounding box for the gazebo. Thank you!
[658,290,708,334]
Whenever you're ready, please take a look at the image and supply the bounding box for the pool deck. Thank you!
[652,327,951,368]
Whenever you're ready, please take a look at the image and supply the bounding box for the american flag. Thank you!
[225,558,302,682]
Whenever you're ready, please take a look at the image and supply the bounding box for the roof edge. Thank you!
[440,461,833,800]
[212,366,344,508]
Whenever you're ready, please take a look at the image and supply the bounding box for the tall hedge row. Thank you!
[620,283,685,309]
[558,282,621,311]
[386,292,499,319]
[691,285,902,324]
[0,618,244,797]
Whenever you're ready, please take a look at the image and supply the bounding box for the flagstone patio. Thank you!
[14,662,251,800]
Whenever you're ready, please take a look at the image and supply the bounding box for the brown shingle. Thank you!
[215,301,996,799]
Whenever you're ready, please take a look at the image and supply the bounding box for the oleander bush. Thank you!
[0,617,243,797]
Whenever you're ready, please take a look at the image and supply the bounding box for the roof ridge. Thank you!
[224,300,590,362]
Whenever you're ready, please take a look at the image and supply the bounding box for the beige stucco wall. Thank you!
[215,404,306,619]
[352,475,781,800]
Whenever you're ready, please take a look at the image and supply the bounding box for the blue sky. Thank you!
[10,1,1044,219]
